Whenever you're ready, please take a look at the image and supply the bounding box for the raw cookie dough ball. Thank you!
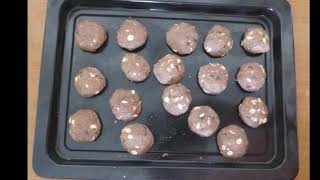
[239,97,268,128]
[116,19,148,51]
[74,67,107,97]
[120,123,154,155]
[68,109,102,142]
[198,63,229,95]
[217,125,249,158]
[236,62,266,92]
[75,20,107,52]
[188,106,220,137]
[162,83,192,116]
[166,23,198,55]
[109,89,141,122]
[121,53,150,82]
[241,27,270,54]
[204,25,233,57]
[153,54,185,85]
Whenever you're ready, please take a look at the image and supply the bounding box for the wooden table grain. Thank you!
[27,0,310,179]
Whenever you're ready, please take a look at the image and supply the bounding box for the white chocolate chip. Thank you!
[131,90,136,94]
[221,65,226,70]
[179,96,184,100]
[134,145,140,149]
[132,72,137,76]
[127,34,134,41]
[262,118,267,123]
[174,97,180,102]
[206,47,212,52]
[90,124,97,129]
[170,64,175,69]
[263,37,267,43]
[194,107,200,110]
[122,57,127,62]
[252,117,258,122]
[177,59,181,63]
[164,97,170,103]
[121,100,128,104]
[250,109,256,114]
[221,145,226,150]
[177,104,184,110]
[85,84,89,88]
[195,123,201,129]
[207,119,211,125]
[124,128,131,133]
[95,91,100,94]
[257,98,262,103]
[236,138,243,144]
[75,76,79,82]
[128,134,133,139]
[229,130,236,135]
[247,35,253,40]
[89,72,95,78]
[248,31,253,36]
[251,100,257,105]
[133,114,138,118]
[135,63,140,66]
[130,150,138,155]
[227,151,234,156]
[262,110,266,114]
[162,153,169,157]
[199,113,205,118]
[260,65,266,74]
[247,78,252,82]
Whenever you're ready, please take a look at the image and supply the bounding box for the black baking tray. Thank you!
[32,0,298,179]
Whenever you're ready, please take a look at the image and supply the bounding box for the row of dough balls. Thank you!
[75,19,270,55]
[74,54,266,98]
[68,87,267,158]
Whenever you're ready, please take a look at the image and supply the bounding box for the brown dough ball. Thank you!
[204,25,233,57]
[121,53,150,82]
[120,123,154,155]
[241,27,270,54]
[116,19,148,51]
[74,67,106,98]
[236,62,266,92]
[166,23,198,55]
[68,109,102,142]
[239,96,268,128]
[162,83,192,116]
[75,20,107,52]
[109,89,141,122]
[217,125,249,158]
[153,54,185,85]
[188,106,220,137]
[198,63,229,95]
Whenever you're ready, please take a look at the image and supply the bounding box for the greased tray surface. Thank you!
[33,0,298,179]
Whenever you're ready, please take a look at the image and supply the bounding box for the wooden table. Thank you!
[28,0,310,179]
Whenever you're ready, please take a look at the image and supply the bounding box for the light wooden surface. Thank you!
[27,0,309,179]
